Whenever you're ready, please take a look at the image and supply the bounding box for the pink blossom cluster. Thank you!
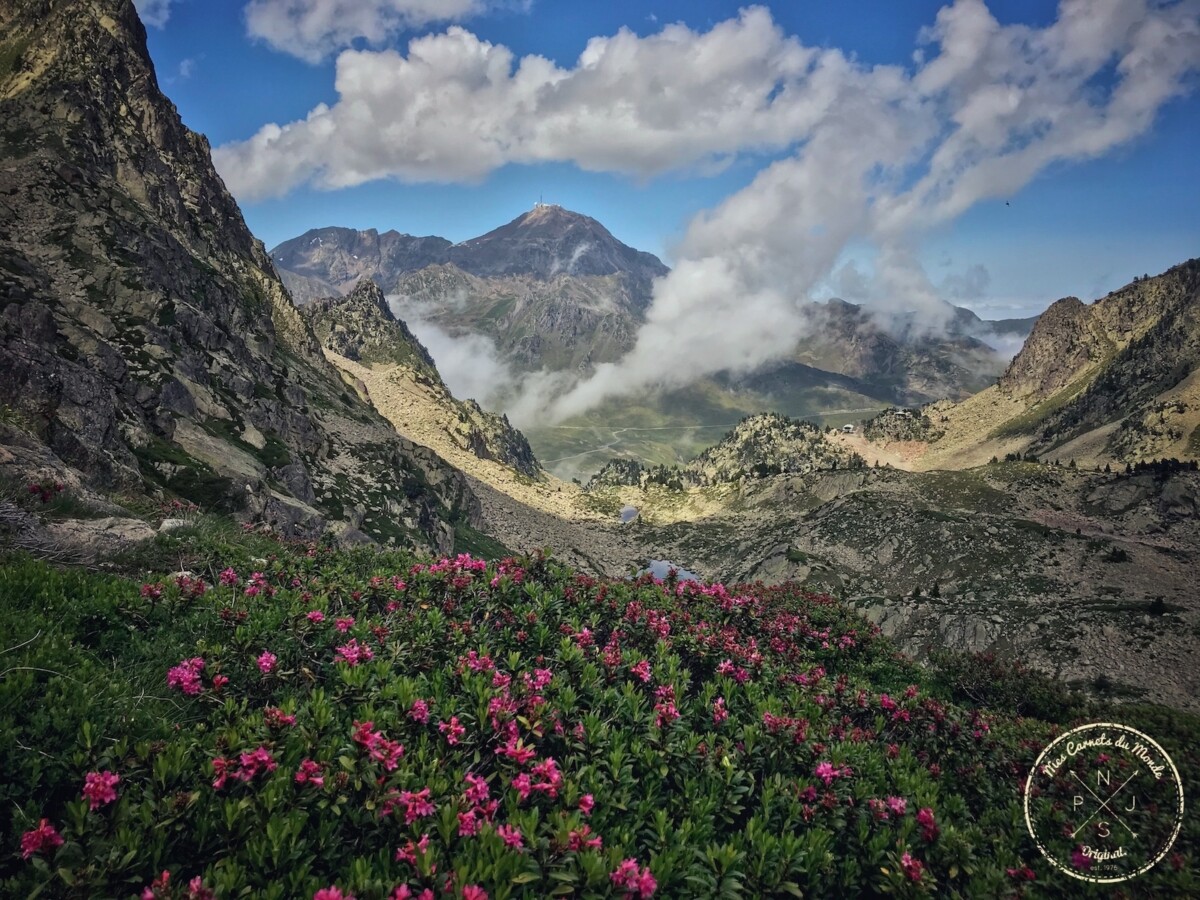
[438,716,466,745]
[352,721,405,771]
[335,639,374,666]
[295,759,326,787]
[460,650,496,673]
[511,756,562,802]
[383,789,436,826]
[900,852,924,882]
[496,823,524,850]
[20,818,63,859]
[211,746,277,789]
[567,824,602,851]
[420,552,487,575]
[243,571,272,598]
[916,807,939,842]
[407,698,430,723]
[174,574,208,599]
[715,659,751,684]
[652,684,680,727]
[264,706,296,728]
[141,870,215,900]
[611,859,657,898]
[82,770,120,810]
[167,656,206,695]
[813,760,853,787]
[257,650,277,674]
[395,832,431,866]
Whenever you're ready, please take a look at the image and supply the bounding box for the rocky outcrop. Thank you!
[303,280,439,378]
[587,413,863,490]
[0,0,482,550]
[303,282,542,478]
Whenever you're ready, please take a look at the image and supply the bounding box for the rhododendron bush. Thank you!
[0,536,1196,897]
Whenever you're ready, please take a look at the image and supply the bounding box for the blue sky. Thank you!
[141,0,1199,323]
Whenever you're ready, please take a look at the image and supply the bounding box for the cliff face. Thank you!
[996,260,1200,456]
[0,0,480,549]
[303,281,541,479]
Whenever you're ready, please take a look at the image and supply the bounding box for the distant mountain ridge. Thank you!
[906,259,1200,468]
[272,204,667,304]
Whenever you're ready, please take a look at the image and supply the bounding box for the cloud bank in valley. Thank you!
[216,0,1200,422]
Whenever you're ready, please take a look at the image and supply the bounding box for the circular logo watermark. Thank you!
[1024,722,1185,883]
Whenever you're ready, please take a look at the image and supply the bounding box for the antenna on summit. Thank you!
[535,193,544,209]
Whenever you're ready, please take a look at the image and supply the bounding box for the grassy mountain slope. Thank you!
[1,529,1196,896]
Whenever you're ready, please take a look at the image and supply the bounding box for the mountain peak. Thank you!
[453,205,668,282]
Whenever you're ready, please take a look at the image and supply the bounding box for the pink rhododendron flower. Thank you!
[916,807,939,841]
[237,746,277,782]
[814,761,838,786]
[141,870,171,899]
[579,793,594,816]
[313,887,354,900]
[264,707,296,728]
[611,859,656,898]
[457,809,481,837]
[900,852,924,882]
[306,610,325,623]
[167,657,205,695]
[336,639,374,666]
[395,833,431,865]
[567,825,602,851]
[20,818,63,859]
[409,699,430,723]
[82,770,120,810]
[1071,846,1093,871]
[257,651,277,674]
[218,568,239,586]
[335,616,355,632]
[712,697,728,725]
[438,716,466,745]
[463,773,490,805]
[461,887,487,900]
[511,772,533,802]
[630,660,652,683]
[886,796,907,816]
[295,759,325,787]
[496,824,524,849]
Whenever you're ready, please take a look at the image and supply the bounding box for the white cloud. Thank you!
[178,57,196,79]
[215,8,820,197]
[218,1,1200,421]
[134,0,176,28]
[244,0,502,63]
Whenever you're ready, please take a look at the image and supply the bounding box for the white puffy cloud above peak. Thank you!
[244,0,507,63]
[213,0,1200,421]
[215,8,836,198]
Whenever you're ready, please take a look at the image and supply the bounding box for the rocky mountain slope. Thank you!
[901,261,1200,470]
[302,280,541,478]
[580,454,1200,711]
[0,0,483,551]
[588,413,864,489]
